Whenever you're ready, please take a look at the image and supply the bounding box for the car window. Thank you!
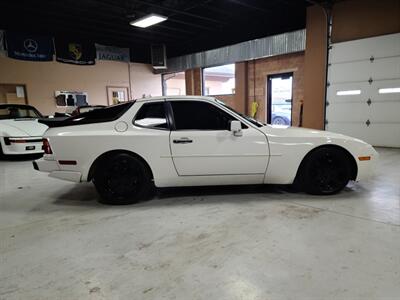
[170,101,238,130]
[0,105,42,119]
[216,99,264,127]
[133,102,168,129]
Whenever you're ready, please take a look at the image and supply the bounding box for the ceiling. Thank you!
[0,0,325,63]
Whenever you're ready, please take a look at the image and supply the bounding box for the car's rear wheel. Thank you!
[0,142,4,159]
[93,153,153,205]
[299,147,351,195]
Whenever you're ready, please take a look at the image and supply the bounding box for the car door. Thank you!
[168,100,269,176]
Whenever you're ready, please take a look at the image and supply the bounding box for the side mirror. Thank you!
[230,120,242,137]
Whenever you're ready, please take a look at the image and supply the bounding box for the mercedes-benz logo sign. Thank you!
[24,39,38,53]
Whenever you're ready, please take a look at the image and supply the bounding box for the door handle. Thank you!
[173,138,193,144]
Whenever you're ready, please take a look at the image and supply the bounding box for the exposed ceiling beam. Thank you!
[227,0,271,13]
[0,3,187,41]
[128,0,227,25]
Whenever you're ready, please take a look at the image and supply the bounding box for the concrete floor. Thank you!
[0,148,399,300]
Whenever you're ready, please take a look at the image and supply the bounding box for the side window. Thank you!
[133,102,168,129]
[170,101,237,130]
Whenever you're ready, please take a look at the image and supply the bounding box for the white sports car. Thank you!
[0,104,48,156]
[33,96,378,204]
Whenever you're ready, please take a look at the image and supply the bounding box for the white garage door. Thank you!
[326,33,400,147]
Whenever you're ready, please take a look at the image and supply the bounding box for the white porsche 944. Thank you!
[0,104,48,156]
[33,96,378,204]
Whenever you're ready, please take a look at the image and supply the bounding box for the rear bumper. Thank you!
[1,137,44,155]
[33,158,82,183]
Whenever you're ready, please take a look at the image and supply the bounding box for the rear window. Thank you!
[69,102,132,121]
[40,101,134,128]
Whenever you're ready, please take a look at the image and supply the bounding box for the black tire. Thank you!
[272,116,288,125]
[0,142,4,159]
[298,147,351,195]
[93,153,153,205]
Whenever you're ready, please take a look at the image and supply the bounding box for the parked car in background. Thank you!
[0,104,48,156]
[33,96,377,204]
[271,108,291,125]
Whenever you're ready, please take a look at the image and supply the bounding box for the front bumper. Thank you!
[1,137,44,155]
[33,158,82,183]
[355,146,379,181]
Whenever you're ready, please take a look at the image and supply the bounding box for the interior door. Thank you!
[168,100,269,176]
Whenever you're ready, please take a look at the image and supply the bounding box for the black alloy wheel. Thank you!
[93,153,153,204]
[300,147,351,195]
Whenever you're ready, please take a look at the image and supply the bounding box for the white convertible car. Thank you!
[33,96,377,204]
[0,104,48,156]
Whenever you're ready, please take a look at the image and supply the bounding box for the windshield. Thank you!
[0,105,42,120]
[216,99,265,127]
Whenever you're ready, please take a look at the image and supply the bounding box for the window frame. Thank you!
[202,64,236,96]
[266,72,293,125]
[166,100,246,131]
[132,101,171,131]
[162,72,186,96]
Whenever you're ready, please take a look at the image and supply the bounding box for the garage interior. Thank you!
[0,0,399,299]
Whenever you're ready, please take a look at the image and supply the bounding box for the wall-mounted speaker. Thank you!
[151,44,167,69]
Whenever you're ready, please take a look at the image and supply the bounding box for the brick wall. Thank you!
[247,52,305,126]
[185,68,202,95]
[183,54,305,126]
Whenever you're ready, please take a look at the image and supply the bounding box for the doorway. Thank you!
[106,86,129,105]
[266,73,293,125]
[0,84,27,105]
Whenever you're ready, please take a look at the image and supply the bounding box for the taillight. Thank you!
[42,138,53,154]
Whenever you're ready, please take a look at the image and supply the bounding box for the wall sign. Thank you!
[5,32,54,61]
[96,44,130,62]
[55,38,96,65]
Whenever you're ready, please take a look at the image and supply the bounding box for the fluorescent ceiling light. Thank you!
[378,87,400,94]
[336,90,361,96]
[130,14,167,28]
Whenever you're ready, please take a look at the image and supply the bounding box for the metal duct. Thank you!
[158,29,306,74]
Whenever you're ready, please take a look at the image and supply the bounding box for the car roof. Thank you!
[135,95,216,102]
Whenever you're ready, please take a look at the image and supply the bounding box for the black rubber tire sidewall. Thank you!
[300,147,351,195]
[93,153,153,205]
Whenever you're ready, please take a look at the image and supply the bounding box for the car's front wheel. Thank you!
[299,147,351,195]
[93,153,153,205]
[272,116,288,125]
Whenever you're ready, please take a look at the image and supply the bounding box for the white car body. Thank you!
[34,96,378,188]
[0,104,48,155]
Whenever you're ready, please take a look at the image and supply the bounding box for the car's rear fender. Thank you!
[87,149,154,182]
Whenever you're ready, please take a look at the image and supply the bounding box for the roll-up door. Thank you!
[326,33,400,147]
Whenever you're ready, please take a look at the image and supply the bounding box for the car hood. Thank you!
[261,125,368,144]
[0,119,48,137]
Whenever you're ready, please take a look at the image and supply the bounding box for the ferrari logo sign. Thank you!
[68,43,82,60]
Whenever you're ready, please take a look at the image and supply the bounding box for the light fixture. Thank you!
[378,87,400,94]
[336,90,361,96]
[130,13,167,28]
